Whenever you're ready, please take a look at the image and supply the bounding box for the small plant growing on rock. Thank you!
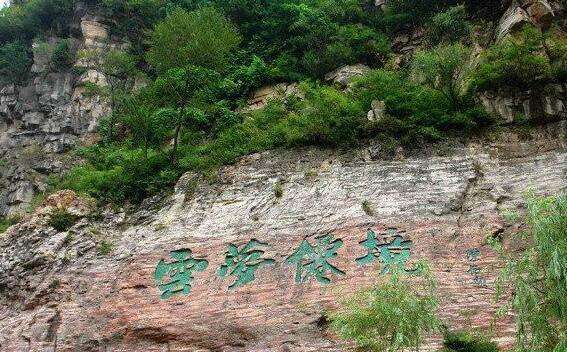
[361,200,374,216]
[48,209,79,232]
[0,215,21,234]
[439,330,499,352]
[98,241,113,255]
[273,181,283,198]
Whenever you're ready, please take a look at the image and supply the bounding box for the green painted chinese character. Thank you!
[218,239,275,289]
[356,229,416,274]
[286,234,345,284]
[154,249,208,299]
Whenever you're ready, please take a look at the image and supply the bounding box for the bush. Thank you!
[0,215,21,234]
[428,5,471,44]
[0,41,32,84]
[440,331,500,352]
[379,0,459,32]
[470,26,552,92]
[50,39,74,71]
[0,0,74,44]
[48,208,79,232]
[330,266,440,352]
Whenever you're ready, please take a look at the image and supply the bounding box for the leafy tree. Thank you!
[411,43,470,109]
[428,5,471,45]
[146,6,241,73]
[329,266,440,352]
[50,39,74,71]
[494,194,567,352]
[147,65,228,158]
[84,49,140,141]
[0,40,31,84]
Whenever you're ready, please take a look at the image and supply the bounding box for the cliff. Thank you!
[0,124,565,351]
[1,1,567,351]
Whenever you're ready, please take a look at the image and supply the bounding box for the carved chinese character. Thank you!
[218,239,275,289]
[154,249,208,299]
[356,229,416,274]
[286,234,345,284]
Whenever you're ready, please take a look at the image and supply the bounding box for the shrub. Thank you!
[330,266,440,351]
[440,331,500,352]
[379,0,459,32]
[470,26,552,92]
[48,208,79,232]
[0,215,21,234]
[0,41,32,84]
[50,39,74,70]
[428,5,471,44]
[493,193,567,352]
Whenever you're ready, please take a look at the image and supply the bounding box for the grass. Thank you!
[98,241,113,255]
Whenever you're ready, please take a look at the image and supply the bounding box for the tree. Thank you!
[149,65,225,159]
[0,41,31,84]
[329,266,440,352]
[410,43,470,109]
[494,194,567,352]
[428,5,471,45]
[83,49,140,141]
[146,6,241,73]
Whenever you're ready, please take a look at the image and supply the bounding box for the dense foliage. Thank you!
[494,194,567,352]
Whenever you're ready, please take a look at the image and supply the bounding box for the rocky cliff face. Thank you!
[0,125,565,351]
[0,3,120,216]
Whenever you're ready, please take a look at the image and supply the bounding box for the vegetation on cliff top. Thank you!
[0,0,566,204]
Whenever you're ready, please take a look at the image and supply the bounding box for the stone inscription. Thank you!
[153,229,447,299]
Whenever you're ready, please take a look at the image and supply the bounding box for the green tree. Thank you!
[428,5,471,45]
[149,65,226,158]
[494,194,567,352]
[411,43,470,109]
[85,49,140,141]
[146,6,241,73]
[50,39,74,71]
[330,266,440,352]
[0,41,31,84]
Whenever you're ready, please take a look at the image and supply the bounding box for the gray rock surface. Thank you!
[0,6,119,216]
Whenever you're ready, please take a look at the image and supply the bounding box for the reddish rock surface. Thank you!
[0,128,565,351]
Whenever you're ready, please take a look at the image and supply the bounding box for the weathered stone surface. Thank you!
[0,128,565,351]
[497,2,532,40]
[246,83,301,111]
[366,100,386,122]
[0,6,117,216]
[479,84,567,123]
[324,64,370,88]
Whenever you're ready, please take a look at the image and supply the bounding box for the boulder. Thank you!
[526,0,555,27]
[497,2,532,40]
[246,83,300,111]
[367,100,387,122]
[324,64,371,88]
